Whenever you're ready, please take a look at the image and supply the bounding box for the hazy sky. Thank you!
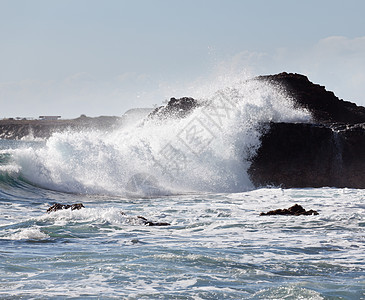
[1,0,365,118]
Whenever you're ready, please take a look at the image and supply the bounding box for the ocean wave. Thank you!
[3,78,311,196]
[4,226,49,240]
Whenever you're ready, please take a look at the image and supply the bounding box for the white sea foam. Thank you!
[0,187,364,298]
[0,163,20,174]
[6,226,49,240]
[253,285,326,299]
[36,207,149,226]
[10,78,311,196]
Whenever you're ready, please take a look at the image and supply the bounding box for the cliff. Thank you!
[257,72,365,124]
[146,73,365,189]
[248,73,365,188]
[248,122,365,188]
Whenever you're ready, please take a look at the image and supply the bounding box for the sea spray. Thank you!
[10,78,311,196]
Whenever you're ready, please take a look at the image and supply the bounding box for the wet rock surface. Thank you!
[260,204,319,216]
[148,97,199,119]
[47,203,85,213]
[258,72,365,124]
[249,73,365,189]
[136,216,171,226]
[248,122,365,188]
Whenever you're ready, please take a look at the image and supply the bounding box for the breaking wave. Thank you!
[3,78,311,196]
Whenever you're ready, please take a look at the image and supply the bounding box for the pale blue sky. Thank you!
[1,0,365,118]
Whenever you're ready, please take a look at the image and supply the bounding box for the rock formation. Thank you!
[47,203,85,213]
[249,73,365,188]
[146,73,365,189]
[248,122,365,188]
[260,204,319,216]
[136,216,171,226]
[257,72,365,124]
[148,97,198,119]
[148,74,365,188]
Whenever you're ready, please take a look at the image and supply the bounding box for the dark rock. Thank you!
[248,122,365,188]
[260,204,319,216]
[137,216,148,221]
[70,203,85,211]
[147,73,365,189]
[137,215,170,226]
[145,73,365,125]
[248,72,365,189]
[148,97,199,119]
[258,72,365,124]
[145,221,171,226]
[47,203,85,213]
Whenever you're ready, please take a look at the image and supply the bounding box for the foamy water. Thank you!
[0,78,364,298]
[9,79,310,196]
[0,185,364,298]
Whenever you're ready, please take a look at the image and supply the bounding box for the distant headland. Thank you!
[0,108,153,140]
[0,115,123,140]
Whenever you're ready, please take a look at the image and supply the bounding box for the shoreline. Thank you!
[0,115,123,140]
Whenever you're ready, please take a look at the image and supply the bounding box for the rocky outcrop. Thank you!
[258,72,365,124]
[248,122,365,188]
[147,73,365,125]
[150,74,365,188]
[148,97,199,119]
[248,73,365,189]
[260,204,319,216]
[47,203,85,213]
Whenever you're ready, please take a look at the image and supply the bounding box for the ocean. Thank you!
[0,79,364,299]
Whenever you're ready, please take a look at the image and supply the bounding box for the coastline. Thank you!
[1,73,364,189]
[0,115,122,140]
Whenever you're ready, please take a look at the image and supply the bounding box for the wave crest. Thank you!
[8,78,311,196]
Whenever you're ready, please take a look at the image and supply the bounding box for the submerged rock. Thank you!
[260,204,319,216]
[137,216,171,226]
[120,212,170,226]
[47,203,85,213]
[46,203,170,226]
